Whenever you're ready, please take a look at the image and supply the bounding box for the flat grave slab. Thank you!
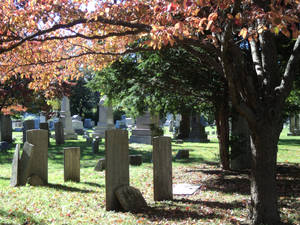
[173,183,200,195]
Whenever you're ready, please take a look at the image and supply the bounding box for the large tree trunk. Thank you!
[249,122,282,225]
[215,102,230,170]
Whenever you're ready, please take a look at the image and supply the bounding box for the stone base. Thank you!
[129,135,152,145]
[131,129,152,136]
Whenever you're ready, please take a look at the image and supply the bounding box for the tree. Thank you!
[0,1,299,224]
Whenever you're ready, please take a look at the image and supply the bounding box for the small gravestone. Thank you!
[173,183,201,195]
[40,122,50,145]
[26,129,48,184]
[10,144,20,187]
[175,149,189,159]
[129,155,143,166]
[153,136,173,201]
[0,114,12,143]
[28,174,44,186]
[55,121,64,145]
[115,185,148,212]
[64,147,80,182]
[23,120,35,142]
[94,158,106,171]
[175,139,183,144]
[0,141,10,152]
[92,137,101,154]
[19,142,34,185]
[105,130,129,211]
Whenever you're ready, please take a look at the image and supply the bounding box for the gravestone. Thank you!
[129,112,159,145]
[10,144,20,187]
[64,147,80,182]
[153,136,173,201]
[173,183,201,195]
[40,122,50,145]
[0,141,10,152]
[28,174,44,186]
[189,113,209,142]
[26,129,48,184]
[72,119,84,135]
[18,142,34,185]
[105,129,129,211]
[0,114,12,143]
[94,158,105,171]
[22,120,35,142]
[115,185,148,212]
[288,114,300,135]
[60,96,77,140]
[55,122,64,145]
[129,154,143,166]
[175,149,189,159]
[93,96,114,138]
[84,118,93,129]
[92,137,100,154]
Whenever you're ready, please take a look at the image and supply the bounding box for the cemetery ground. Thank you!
[0,128,299,225]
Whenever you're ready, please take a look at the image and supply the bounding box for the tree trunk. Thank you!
[249,123,281,225]
[177,111,190,139]
[215,102,230,170]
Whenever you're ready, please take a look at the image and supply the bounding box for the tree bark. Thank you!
[177,111,190,139]
[215,101,230,170]
[249,122,281,225]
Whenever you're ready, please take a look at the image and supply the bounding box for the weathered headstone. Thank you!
[129,154,143,166]
[54,121,64,145]
[94,158,106,171]
[0,114,12,143]
[72,119,84,135]
[26,129,48,184]
[153,136,173,201]
[173,183,200,195]
[92,137,101,154]
[84,118,93,129]
[64,147,80,182]
[40,122,50,145]
[175,149,190,159]
[93,96,114,138]
[115,185,148,212]
[60,96,77,140]
[18,142,34,185]
[22,120,35,142]
[10,144,20,187]
[28,174,44,186]
[105,129,129,211]
[189,113,209,142]
[0,141,10,152]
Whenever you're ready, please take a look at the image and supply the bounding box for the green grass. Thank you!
[0,128,299,224]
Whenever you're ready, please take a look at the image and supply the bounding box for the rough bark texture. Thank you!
[215,101,230,170]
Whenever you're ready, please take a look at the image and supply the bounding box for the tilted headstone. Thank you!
[153,136,173,201]
[92,137,101,154]
[64,147,80,182]
[105,129,129,211]
[0,114,12,143]
[10,144,20,187]
[55,122,64,145]
[18,142,34,185]
[22,120,35,143]
[94,158,106,171]
[115,185,148,212]
[26,129,48,184]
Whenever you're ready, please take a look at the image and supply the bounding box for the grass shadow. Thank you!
[173,198,245,209]
[278,139,300,147]
[0,176,10,180]
[81,181,104,188]
[47,183,96,193]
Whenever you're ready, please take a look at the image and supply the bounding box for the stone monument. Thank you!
[93,96,114,138]
[60,96,77,140]
[0,114,12,143]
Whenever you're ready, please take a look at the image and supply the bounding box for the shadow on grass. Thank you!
[0,176,10,180]
[278,138,300,147]
[47,183,96,193]
[0,208,43,225]
[81,181,104,188]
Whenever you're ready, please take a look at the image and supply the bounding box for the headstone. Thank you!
[0,141,10,152]
[93,96,114,138]
[26,129,48,184]
[72,120,84,133]
[60,96,78,140]
[28,174,44,186]
[84,118,93,129]
[72,115,82,121]
[288,114,300,135]
[189,113,209,142]
[94,158,106,171]
[18,142,34,185]
[64,147,80,182]
[175,149,189,159]
[92,137,101,154]
[173,183,201,195]
[129,154,143,166]
[55,122,64,145]
[129,112,159,145]
[0,114,12,143]
[115,185,148,212]
[10,144,20,187]
[22,120,35,142]
[153,136,173,201]
[105,129,129,211]
[125,118,134,128]
[40,122,50,145]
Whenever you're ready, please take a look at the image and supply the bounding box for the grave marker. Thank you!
[64,147,80,182]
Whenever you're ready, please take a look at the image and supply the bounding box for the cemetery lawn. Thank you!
[0,128,299,225]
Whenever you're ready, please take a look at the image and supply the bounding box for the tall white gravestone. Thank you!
[60,96,77,140]
[93,96,114,138]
